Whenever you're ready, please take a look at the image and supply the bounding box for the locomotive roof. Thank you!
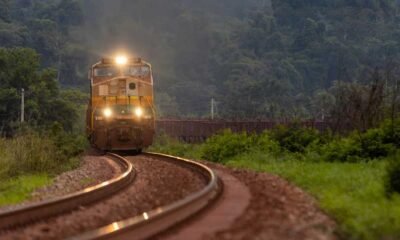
[92,58,151,68]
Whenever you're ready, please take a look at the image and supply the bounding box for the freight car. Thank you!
[86,56,155,151]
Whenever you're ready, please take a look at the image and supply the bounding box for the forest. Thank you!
[1,0,400,126]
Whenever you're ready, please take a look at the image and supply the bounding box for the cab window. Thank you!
[124,66,150,77]
[94,67,118,77]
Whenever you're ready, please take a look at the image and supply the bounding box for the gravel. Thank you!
[0,155,118,212]
[32,156,122,201]
[0,155,207,240]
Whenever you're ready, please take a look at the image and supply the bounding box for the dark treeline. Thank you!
[1,0,400,125]
[81,0,400,120]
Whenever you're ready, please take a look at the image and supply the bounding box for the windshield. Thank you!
[123,66,150,77]
[94,67,118,77]
[94,66,151,78]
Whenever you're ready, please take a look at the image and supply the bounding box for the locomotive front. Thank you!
[86,56,155,151]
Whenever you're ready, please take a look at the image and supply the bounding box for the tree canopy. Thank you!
[1,0,400,120]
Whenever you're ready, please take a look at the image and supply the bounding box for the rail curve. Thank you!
[69,152,221,240]
[0,153,135,229]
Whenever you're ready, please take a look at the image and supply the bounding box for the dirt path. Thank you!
[158,161,338,240]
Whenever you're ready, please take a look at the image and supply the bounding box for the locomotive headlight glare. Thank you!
[103,108,113,118]
[134,107,143,117]
[115,56,128,65]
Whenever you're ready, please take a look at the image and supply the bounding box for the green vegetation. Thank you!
[0,174,50,207]
[228,155,400,240]
[4,1,399,117]
[149,122,400,240]
[0,130,86,205]
[79,0,400,118]
[0,46,88,206]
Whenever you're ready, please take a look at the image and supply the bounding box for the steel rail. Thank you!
[0,153,135,229]
[69,152,221,240]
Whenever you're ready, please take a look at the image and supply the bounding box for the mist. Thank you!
[80,0,267,117]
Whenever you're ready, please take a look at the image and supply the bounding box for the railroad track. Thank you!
[0,152,220,240]
[0,153,134,229]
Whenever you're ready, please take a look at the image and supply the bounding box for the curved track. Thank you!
[0,153,134,229]
[0,152,220,240]
[69,152,220,240]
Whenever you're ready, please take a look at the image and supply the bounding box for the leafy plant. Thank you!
[269,124,321,153]
[201,130,254,163]
[385,152,400,195]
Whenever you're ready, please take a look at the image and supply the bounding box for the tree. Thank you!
[0,48,79,135]
[0,0,11,22]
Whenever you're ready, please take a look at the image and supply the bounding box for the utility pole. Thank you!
[21,88,25,123]
[211,98,215,120]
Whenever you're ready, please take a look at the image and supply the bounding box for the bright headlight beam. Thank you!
[135,107,143,117]
[103,108,112,118]
[116,56,128,65]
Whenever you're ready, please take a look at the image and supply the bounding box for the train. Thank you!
[86,56,155,151]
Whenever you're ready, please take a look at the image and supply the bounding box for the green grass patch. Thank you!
[228,152,400,240]
[0,174,51,206]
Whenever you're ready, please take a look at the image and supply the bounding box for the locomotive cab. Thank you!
[86,56,155,151]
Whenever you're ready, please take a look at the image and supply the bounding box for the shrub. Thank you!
[321,135,364,162]
[0,127,86,177]
[50,123,88,158]
[269,124,321,153]
[322,127,395,162]
[255,132,281,155]
[359,128,395,159]
[381,119,400,147]
[6,133,61,176]
[149,132,202,159]
[385,152,400,195]
[201,130,254,163]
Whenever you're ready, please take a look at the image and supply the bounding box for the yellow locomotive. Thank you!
[86,56,155,151]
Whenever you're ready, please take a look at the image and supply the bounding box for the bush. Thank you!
[360,128,395,159]
[0,128,86,177]
[322,127,395,162]
[149,132,203,159]
[201,130,254,163]
[381,119,400,147]
[269,124,321,153]
[321,136,363,162]
[385,152,400,195]
[255,132,281,155]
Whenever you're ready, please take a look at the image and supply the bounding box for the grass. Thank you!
[0,174,51,207]
[149,134,400,240]
[226,152,400,240]
[0,130,86,206]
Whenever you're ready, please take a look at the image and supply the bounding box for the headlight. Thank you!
[103,108,113,118]
[115,55,128,65]
[134,107,143,117]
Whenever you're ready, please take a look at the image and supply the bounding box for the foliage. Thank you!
[0,48,82,135]
[149,132,202,160]
[269,124,321,153]
[201,130,256,163]
[0,0,86,85]
[382,118,400,147]
[322,124,397,162]
[2,1,400,118]
[0,174,50,207]
[385,152,400,195]
[152,128,400,240]
[227,155,400,240]
[321,136,364,162]
[0,129,85,178]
